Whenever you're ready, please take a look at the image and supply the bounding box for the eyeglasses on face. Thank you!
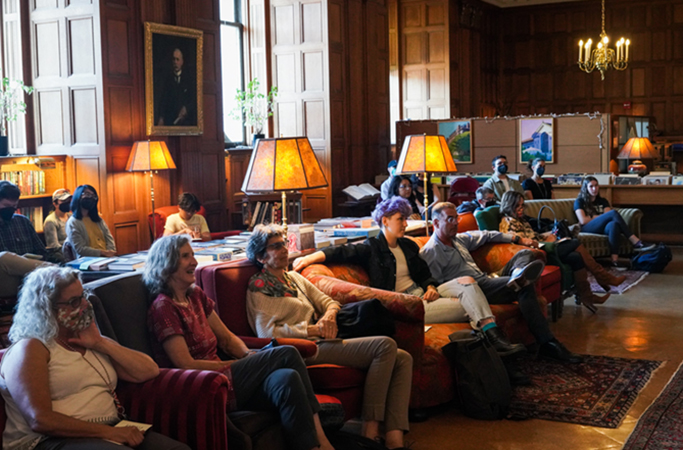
[55,292,87,309]
[266,238,290,251]
[398,185,412,190]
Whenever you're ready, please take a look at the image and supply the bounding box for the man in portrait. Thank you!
[156,47,197,127]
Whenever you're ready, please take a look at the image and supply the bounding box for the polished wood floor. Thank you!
[408,247,683,450]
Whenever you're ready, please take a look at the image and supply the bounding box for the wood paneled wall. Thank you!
[100,0,227,253]
[500,0,683,136]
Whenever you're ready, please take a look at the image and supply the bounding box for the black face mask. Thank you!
[0,207,17,222]
[496,164,508,175]
[58,202,71,213]
[80,198,97,211]
[484,200,497,208]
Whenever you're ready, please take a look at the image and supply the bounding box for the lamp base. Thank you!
[627,160,648,176]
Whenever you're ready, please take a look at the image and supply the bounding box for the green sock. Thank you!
[481,322,497,332]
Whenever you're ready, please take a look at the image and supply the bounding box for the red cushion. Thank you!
[307,364,366,390]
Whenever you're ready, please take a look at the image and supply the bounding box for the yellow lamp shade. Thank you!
[126,141,176,172]
[242,137,328,192]
[617,137,658,160]
[396,135,457,174]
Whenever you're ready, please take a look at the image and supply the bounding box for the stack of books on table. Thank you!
[194,247,243,263]
[66,257,119,271]
[314,231,348,249]
[107,254,147,271]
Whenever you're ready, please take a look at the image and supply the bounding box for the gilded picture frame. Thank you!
[144,22,204,136]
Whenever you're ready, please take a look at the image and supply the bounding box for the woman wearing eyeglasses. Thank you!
[246,224,413,450]
[65,185,117,258]
[0,266,189,450]
[144,235,335,450]
[389,175,422,220]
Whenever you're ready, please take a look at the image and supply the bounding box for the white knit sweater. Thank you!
[246,271,341,339]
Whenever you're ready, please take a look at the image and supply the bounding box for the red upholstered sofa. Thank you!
[194,259,366,421]
[300,231,556,411]
[0,349,230,450]
[148,205,241,241]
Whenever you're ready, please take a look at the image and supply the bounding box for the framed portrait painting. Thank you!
[144,22,203,136]
[438,120,472,164]
[519,118,554,163]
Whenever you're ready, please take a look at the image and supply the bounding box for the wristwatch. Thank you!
[513,235,521,244]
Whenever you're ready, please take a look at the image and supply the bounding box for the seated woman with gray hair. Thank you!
[0,266,189,450]
[246,224,413,450]
[143,235,334,450]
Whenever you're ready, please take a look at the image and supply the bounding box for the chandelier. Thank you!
[577,0,629,80]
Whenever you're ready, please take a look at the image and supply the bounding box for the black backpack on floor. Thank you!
[441,331,511,420]
[631,243,672,273]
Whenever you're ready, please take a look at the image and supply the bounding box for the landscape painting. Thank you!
[519,118,554,163]
[438,120,472,164]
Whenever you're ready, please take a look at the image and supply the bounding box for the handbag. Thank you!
[536,205,572,239]
[441,330,511,420]
[335,299,396,339]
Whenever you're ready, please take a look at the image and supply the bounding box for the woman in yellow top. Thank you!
[65,185,117,258]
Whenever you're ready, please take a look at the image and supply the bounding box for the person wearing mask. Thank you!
[574,176,653,267]
[43,189,72,249]
[65,185,116,258]
[380,160,398,200]
[389,176,422,219]
[163,192,211,241]
[0,181,49,298]
[0,266,190,450]
[456,187,497,215]
[482,155,527,201]
[522,158,554,200]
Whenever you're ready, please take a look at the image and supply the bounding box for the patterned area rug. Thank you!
[508,354,662,428]
[623,361,683,450]
[588,268,648,294]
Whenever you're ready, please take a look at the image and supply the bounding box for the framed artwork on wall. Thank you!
[519,118,554,163]
[438,120,472,164]
[144,22,204,136]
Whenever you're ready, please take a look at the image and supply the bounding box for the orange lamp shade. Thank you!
[396,134,458,174]
[617,137,658,160]
[242,137,328,192]
[126,141,176,172]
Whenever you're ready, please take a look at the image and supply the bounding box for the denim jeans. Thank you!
[579,210,633,255]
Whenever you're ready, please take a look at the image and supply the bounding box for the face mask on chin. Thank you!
[0,207,16,222]
[56,300,94,333]
[496,164,508,175]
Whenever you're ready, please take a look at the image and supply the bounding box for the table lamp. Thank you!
[396,134,458,235]
[617,136,658,176]
[241,137,328,235]
[126,140,176,240]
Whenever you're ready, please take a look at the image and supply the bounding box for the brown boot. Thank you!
[574,268,611,313]
[575,244,626,290]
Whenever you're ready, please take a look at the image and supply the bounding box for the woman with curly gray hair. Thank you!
[248,219,414,450]
[0,266,188,450]
[143,235,335,450]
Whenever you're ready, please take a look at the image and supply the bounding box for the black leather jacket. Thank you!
[322,231,438,292]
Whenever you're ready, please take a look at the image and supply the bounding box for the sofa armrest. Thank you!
[615,207,643,238]
[471,243,547,274]
[116,368,229,450]
[301,263,336,279]
[241,336,319,358]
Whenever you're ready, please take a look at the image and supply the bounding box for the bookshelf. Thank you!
[242,193,303,230]
[0,155,72,233]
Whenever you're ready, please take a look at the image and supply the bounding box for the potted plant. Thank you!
[229,78,278,146]
[0,78,34,156]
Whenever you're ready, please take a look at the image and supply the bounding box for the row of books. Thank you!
[16,206,44,233]
[242,200,303,230]
[66,255,147,272]
[0,170,46,196]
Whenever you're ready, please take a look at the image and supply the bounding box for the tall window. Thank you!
[220,0,245,145]
[2,0,29,154]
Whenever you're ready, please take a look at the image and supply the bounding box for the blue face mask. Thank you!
[536,166,545,177]
[496,164,508,175]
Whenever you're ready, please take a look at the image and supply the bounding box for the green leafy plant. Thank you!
[0,78,34,136]
[229,78,278,135]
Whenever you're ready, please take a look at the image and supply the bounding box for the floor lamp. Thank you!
[241,137,328,236]
[396,134,458,235]
[126,140,176,241]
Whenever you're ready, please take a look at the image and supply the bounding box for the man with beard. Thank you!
[0,181,49,298]
[156,48,196,127]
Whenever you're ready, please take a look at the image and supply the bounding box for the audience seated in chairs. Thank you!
[456,186,497,215]
[523,158,553,200]
[0,181,50,299]
[482,155,527,201]
[574,176,654,267]
[143,235,335,450]
[247,223,414,450]
[388,176,422,220]
[499,191,620,314]
[0,266,189,450]
[65,185,117,259]
[163,192,211,241]
[43,189,72,250]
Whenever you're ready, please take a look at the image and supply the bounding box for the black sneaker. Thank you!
[538,339,583,364]
[506,260,545,291]
[633,242,656,253]
[484,327,527,357]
